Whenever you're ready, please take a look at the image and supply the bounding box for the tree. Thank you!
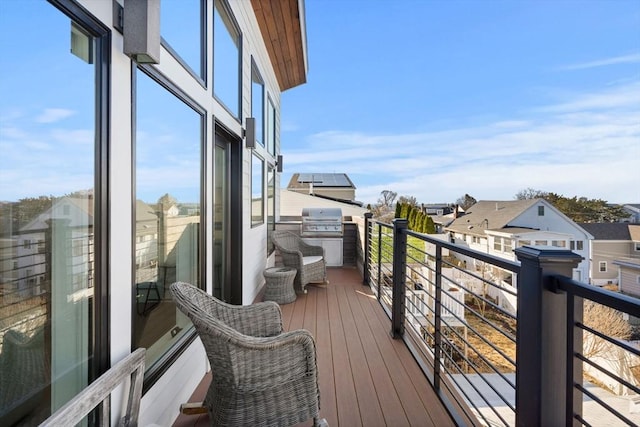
[377,190,397,208]
[583,301,632,359]
[456,194,477,211]
[394,202,402,218]
[397,195,417,207]
[514,189,628,222]
[515,187,548,200]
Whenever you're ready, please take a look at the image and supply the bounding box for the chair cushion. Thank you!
[303,255,323,266]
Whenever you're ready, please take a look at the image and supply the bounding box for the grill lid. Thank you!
[301,208,343,237]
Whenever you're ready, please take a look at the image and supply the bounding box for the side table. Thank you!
[263,266,297,304]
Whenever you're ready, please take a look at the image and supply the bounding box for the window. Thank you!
[551,240,566,248]
[576,241,584,251]
[635,242,640,252]
[161,0,204,81]
[518,240,531,247]
[493,237,502,251]
[267,166,275,254]
[252,153,264,226]
[535,240,547,246]
[134,68,203,373]
[213,0,240,118]
[538,205,545,216]
[0,1,106,422]
[637,275,640,285]
[504,238,513,252]
[599,261,607,272]
[251,60,264,146]
[267,97,276,155]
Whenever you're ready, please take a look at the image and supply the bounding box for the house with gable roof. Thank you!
[445,198,593,281]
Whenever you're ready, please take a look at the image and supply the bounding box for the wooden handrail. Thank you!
[40,348,146,427]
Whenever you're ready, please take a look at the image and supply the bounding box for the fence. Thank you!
[363,214,640,426]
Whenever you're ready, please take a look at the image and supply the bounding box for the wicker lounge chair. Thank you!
[169,281,326,427]
[271,230,327,294]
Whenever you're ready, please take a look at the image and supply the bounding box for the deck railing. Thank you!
[362,214,640,426]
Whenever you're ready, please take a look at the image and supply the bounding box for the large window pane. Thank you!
[251,61,264,147]
[0,2,99,424]
[252,154,264,227]
[267,167,275,254]
[162,0,204,80]
[213,0,240,118]
[134,69,202,372]
[267,97,276,155]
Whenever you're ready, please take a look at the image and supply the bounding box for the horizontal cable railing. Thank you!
[363,214,640,426]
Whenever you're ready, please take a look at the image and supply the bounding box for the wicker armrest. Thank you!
[231,329,317,386]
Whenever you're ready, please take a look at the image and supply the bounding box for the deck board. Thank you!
[173,267,455,427]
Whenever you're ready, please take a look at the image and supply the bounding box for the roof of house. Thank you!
[446,199,539,236]
[578,223,632,240]
[287,173,356,189]
[629,224,640,241]
[612,258,640,270]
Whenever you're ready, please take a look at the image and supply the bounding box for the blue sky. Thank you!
[280,0,640,205]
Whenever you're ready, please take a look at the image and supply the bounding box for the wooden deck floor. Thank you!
[173,267,454,427]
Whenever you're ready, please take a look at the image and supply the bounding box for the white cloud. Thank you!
[283,82,640,205]
[36,108,76,123]
[558,53,640,71]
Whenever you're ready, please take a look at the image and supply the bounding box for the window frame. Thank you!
[160,0,207,86]
[251,58,265,147]
[251,152,265,227]
[599,261,607,272]
[266,95,276,155]
[538,205,545,216]
[213,0,242,120]
[131,63,207,390]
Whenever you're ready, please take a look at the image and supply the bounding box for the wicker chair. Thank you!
[271,231,327,294]
[169,282,326,427]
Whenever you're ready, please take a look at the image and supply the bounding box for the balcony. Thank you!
[176,215,640,426]
[174,267,456,426]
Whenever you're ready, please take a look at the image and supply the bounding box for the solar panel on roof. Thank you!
[297,173,351,187]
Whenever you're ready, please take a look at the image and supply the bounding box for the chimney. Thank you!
[454,204,459,218]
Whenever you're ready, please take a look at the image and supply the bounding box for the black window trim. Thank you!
[131,62,208,392]
[212,0,243,123]
[49,0,112,388]
[159,0,207,88]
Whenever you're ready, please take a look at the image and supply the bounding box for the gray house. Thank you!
[579,223,640,286]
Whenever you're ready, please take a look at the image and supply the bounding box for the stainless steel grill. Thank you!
[301,208,343,237]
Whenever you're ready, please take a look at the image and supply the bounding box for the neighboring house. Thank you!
[445,199,593,313]
[578,223,640,286]
[279,189,368,220]
[613,258,640,298]
[0,1,308,426]
[620,204,640,223]
[287,173,359,204]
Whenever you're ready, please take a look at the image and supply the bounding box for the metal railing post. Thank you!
[433,244,442,391]
[377,224,382,299]
[514,246,583,427]
[363,212,372,286]
[391,219,407,338]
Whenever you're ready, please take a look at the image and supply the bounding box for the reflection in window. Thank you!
[267,97,276,155]
[161,0,204,80]
[134,69,202,372]
[0,2,99,423]
[251,61,264,146]
[252,154,264,226]
[267,167,275,254]
[213,0,240,117]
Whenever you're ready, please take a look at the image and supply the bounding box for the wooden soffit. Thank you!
[251,0,308,91]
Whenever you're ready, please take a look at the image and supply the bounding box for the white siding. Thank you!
[75,0,288,424]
